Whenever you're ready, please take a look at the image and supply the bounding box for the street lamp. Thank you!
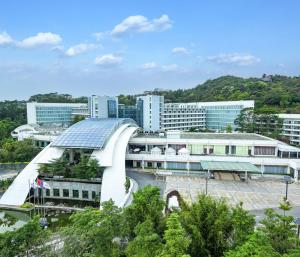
[295,218,300,238]
[283,175,294,201]
[205,171,211,195]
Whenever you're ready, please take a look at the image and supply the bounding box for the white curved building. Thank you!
[0,118,138,207]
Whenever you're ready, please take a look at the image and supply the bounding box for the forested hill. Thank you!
[120,75,300,113]
[28,92,88,103]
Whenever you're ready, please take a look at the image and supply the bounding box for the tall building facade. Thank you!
[27,102,88,126]
[161,100,254,132]
[118,104,137,121]
[200,100,255,131]
[136,95,164,132]
[162,103,206,130]
[278,114,300,145]
[88,95,118,118]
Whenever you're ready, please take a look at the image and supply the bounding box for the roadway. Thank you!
[126,169,300,223]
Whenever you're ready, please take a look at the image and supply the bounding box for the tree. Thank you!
[0,216,50,257]
[180,195,255,257]
[0,138,40,163]
[259,202,300,254]
[123,186,165,239]
[157,213,190,257]
[0,119,17,143]
[230,202,256,247]
[225,124,233,133]
[73,157,103,179]
[225,232,280,257]
[63,200,122,257]
[125,219,163,257]
[72,115,85,124]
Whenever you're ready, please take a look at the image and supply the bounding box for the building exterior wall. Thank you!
[42,179,101,202]
[162,103,206,131]
[278,114,300,145]
[118,104,137,120]
[161,100,254,132]
[26,102,87,126]
[200,100,255,131]
[136,95,164,132]
[88,95,118,118]
[127,132,300,180]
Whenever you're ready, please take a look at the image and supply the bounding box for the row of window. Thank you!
[46,188,99,200]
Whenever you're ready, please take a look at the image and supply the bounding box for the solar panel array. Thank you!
[52,118,136,149]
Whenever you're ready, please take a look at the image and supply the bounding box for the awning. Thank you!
[201,161,259,173]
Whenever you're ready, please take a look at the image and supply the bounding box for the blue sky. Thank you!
[0,0,299,100]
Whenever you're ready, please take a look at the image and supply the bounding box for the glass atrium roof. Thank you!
[52,118,136,149]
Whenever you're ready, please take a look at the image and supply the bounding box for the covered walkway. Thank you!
[201,160,260,182]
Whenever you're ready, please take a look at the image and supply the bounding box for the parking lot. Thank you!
[165,176,300,210]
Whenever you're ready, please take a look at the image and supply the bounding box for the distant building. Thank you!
[136,95,164,132]
[162,100,254,132]
[118,104,137,121]
[26,102,88,127]
[88,95,119,118]
[162,103,206,131]
[200,100,255,131]
[278,114,300,145]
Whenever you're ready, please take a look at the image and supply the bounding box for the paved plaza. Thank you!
[164,176,300,210]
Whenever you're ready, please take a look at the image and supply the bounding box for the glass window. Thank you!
[92,191,96,199]
[82,190,89,199]
[254,146,275,156]
[225,145,230,155]
[53,189,60,197]
[231,146,236,155]
[46,189,50,197]
[63,189,69,197]
[73,190,79,198]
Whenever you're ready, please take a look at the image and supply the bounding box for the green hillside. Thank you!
[122,75,300,113]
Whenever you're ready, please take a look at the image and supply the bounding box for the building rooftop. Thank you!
[52,118,137,149]
[135,132,272,141]
[180,132,270,141]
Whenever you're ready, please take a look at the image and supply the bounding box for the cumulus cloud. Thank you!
[92,32,106,41]
[0,32,13,45]
[162,64,178,71]
[172,47,188,55]
[94,54,123,67]
[16,32,62,48]
[207,53,260,66]
[141,62,157,69]
[111,14,172,36]
[64,43,98,57]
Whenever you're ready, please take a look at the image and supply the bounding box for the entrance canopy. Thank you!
[201,161,259,173]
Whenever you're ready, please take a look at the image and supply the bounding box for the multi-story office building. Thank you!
[118,104,137,121]
[200,100,254,131]
[161,100,254,132]
[88,95,118,118]
[162,103,206,131]
[27,102,88,127]
[127,130,300,180]
[278,114,300,146]
[136,95,164,132]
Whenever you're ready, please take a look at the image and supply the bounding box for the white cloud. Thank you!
[162,64,178,71]
[64,43,98,57]
[0,32,13,45]
[207,53,260,66]
[94,54,123,67]
[141,62,157,69]
[16,32,62,48]
[111,14,172,36]
[172,47,188,55]
[92,32,106,41]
